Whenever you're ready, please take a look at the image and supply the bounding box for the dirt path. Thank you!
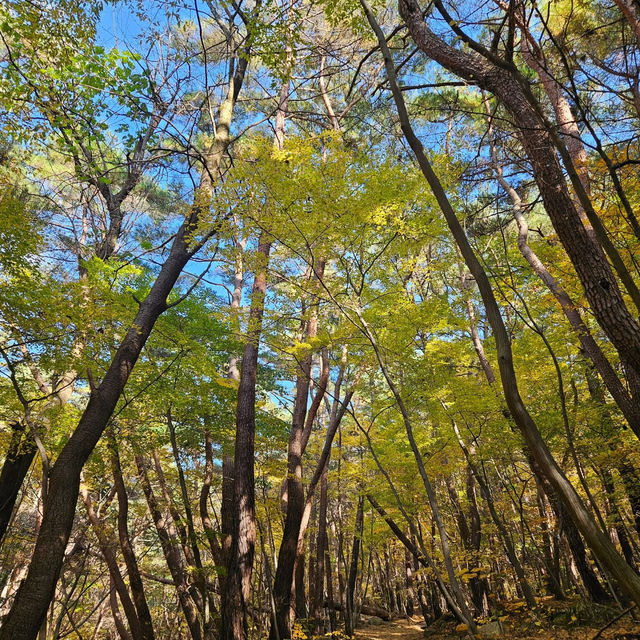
[354,616,640,640]
[355,619,426,640]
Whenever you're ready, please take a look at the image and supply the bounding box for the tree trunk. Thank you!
[345,494,364,636]
[0,422,35,545]
[404,546,415,617]
[600,467,636,569]
[110,436,155,640]
[324,528,338,632]
[81,487,145,640]
[0,209,211,640]
[398,0,640,390]
[222,235,272,640]
[135,454,203,640]
[269,262,326,640]
[484,109,640,438]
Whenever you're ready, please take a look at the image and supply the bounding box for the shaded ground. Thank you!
[355,618,425,640]
[354,613,640,640]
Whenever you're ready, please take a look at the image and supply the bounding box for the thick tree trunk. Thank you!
[485,114,640,438]
[295,552,307,619]
[220,230,245,583]
[0,422,35,545]
[0,211,209,640]
[269,355,312,640]
[398,0,640,387]
[556,497,611,603]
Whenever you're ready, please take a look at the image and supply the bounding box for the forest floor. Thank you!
[354,605,640,640]
[355,618,425,640]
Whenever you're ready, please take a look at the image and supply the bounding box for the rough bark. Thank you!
[485,112,640,439]
[365,0,640,605]
[398,0,640,383]
[0,210,210,640]
[222,235,271,640]
[0,422,35,544]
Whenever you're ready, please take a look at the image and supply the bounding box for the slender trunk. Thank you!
[450,419,537,608]
[355,307,476,631]
[110,577,133,640]
[168,410,204,573]
[535,478,564,599]
[81,487,144,640]
[344,494,364,636]
[601,467,637,569]
[221,227,246,579]
[324,528,337,632]
[200,429,223,566]
[222,235,272,640]
[312,472,328,630]
[404,546,415,617]
[269,262,326,640]
[110,435,155,640]
[366,494,469,623]
[135,454,203,640]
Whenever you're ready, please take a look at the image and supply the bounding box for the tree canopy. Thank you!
[2,1,640,639]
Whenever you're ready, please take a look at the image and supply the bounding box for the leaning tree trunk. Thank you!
[363,0,640,606]
[0,43,250,637]
[398,0,640,396]
[0,210,211,640]
[0,422,35,544]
